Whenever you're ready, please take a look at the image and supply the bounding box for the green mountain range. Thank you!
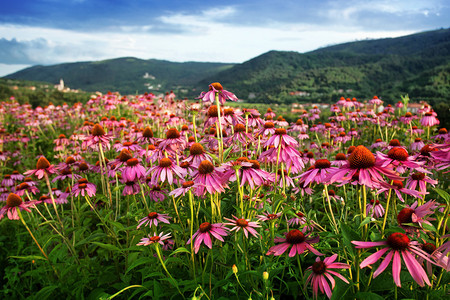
[4,28,450,105]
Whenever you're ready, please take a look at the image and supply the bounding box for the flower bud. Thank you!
[232,264,238,274]
[263,271,269,280]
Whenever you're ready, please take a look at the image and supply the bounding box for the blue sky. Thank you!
[0,0,449,76]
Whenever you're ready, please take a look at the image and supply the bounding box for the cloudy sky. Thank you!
[0,0,449,76]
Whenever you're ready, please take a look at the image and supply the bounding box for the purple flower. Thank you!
[187,222,229,254]
[224,215,260,238]
[305,254,350,299]
[147,158,186,185]
[266,228,323,257]
[0,193,38,220]
[137,212,171,229]
[24,156,57,180]
[197,82,238,105]
[71,178,97,197]
[352,232,434,287]
[137,232,172,246]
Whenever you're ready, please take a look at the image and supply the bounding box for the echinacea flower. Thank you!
[305,254,350,299]
[405,172,437,194]
[258,211,282,222]
[327,145,402,188]
[187,222,229,253]
[122,158,147,182]
[24,156,57,180]
[0,193,37,220]
[366,199,385,218]
[137,232,172,246]
[191,160,227,195]
[352,232,434,287]
[198,82,238,105]
[147,157,186,185]
[377,147,424,173]
[82,123,112,150]
[266,228,323,257]
[224,215,260,238]
[71,178,97,197]
[397,200,437,232]
[137,212,171,229]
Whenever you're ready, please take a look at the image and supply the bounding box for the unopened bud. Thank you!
[263,271,269,280]
[232,264,238,274]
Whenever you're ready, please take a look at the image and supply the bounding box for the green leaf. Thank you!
[434,187,450,203]
[170,247,190,256]
[340,221,360,257]
[355,292,385,300]
[91,242,122,252]
[9,255,46,261]
[126,257,153,274]
[359,217,373,228]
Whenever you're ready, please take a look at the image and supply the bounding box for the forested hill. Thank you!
[5,28,450,105]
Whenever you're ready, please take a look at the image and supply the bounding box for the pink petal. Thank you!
[392,251,402,287]
[360,247,389,268]
[373,250,393,278]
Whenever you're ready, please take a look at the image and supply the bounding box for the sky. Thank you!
[0,0,449,76]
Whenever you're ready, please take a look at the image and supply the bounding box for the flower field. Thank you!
[0,83,449,299]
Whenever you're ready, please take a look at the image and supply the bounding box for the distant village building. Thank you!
[289,91,310,96]
[56,79,64,91]
[143,73,156,79]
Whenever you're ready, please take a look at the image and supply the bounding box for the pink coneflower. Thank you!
[366,199,385,218]
[257,211,282,222]
[264,108,276,119]
[0,193,37,220]
[377,180,424,202]
[122,180,141,196]
[224,123,255,146]
[147,157,186,185]
[51,168,82,182]
[264,127,297,148]
[158,128,187,154]
[137,232,172,246]
[295,159,337,186]
[72,178,97,197]
[410,138,425,152]
[122,158,147,182]
[287,211,308,226]
[137,212,171,229]
[331,153,347,167]
[191,160,227,195]
[266,228,322,257]
[10,171,24,181]
[377,147,424,173]
[397,200,437,232]
[24,156,57,180]
[14,182,39,196]
[432,128,450,141]
[187,222,229,253]
[169,180,199,197]
[113,141,142,152]
[352,232,434,287]
[1,174,14,187]
[223,107,244,126]
[54,133,70,149]
[146,183,166,202]
[135,127,156,145]
[198,82,238,105]
[409,125,424,136]
[305,254,350,299]
[327,145,402,188]
[420,112,439,127]
[224,215,260,238]
[225,158,272,190]
[371,138,387,149]
[369,96,383,106]
[183,143,213,167]
[82,123,112,150]
[405,172,437,194]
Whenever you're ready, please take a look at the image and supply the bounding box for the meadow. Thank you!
[0,83,448,299]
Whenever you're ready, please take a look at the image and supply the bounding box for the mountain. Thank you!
[4,28,450,105]
[4,57,234,95]
[202,28,450,104]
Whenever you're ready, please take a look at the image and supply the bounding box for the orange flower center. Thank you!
[36,157,51,170]
[126,158,139,166]
[348,146,375,169]
[209,82,223,91]
[387,232,410,250]
[397,208,414,225]
[275,128,287,135]
[159,158,172,168]
[92,124,106,136]
[166,128,180,139]
[236,218,248,227]
[411,172,425,180]
[286,229,305,244]
[315,159,331,169]
[148,212,158,219]
[182,181,194,188]
[189,143,205,155]
[335,153,346,160]
[234,124,246,133]
[264,122,274,129]
[312,261,327,274]
[387,147,408,161]
[198,160,214,175]
[6,193,22,207]
[199,222,212,233]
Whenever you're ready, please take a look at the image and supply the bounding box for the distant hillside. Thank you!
[4,28,450,105]
[5,58,234,95]
[202,28,450,104]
